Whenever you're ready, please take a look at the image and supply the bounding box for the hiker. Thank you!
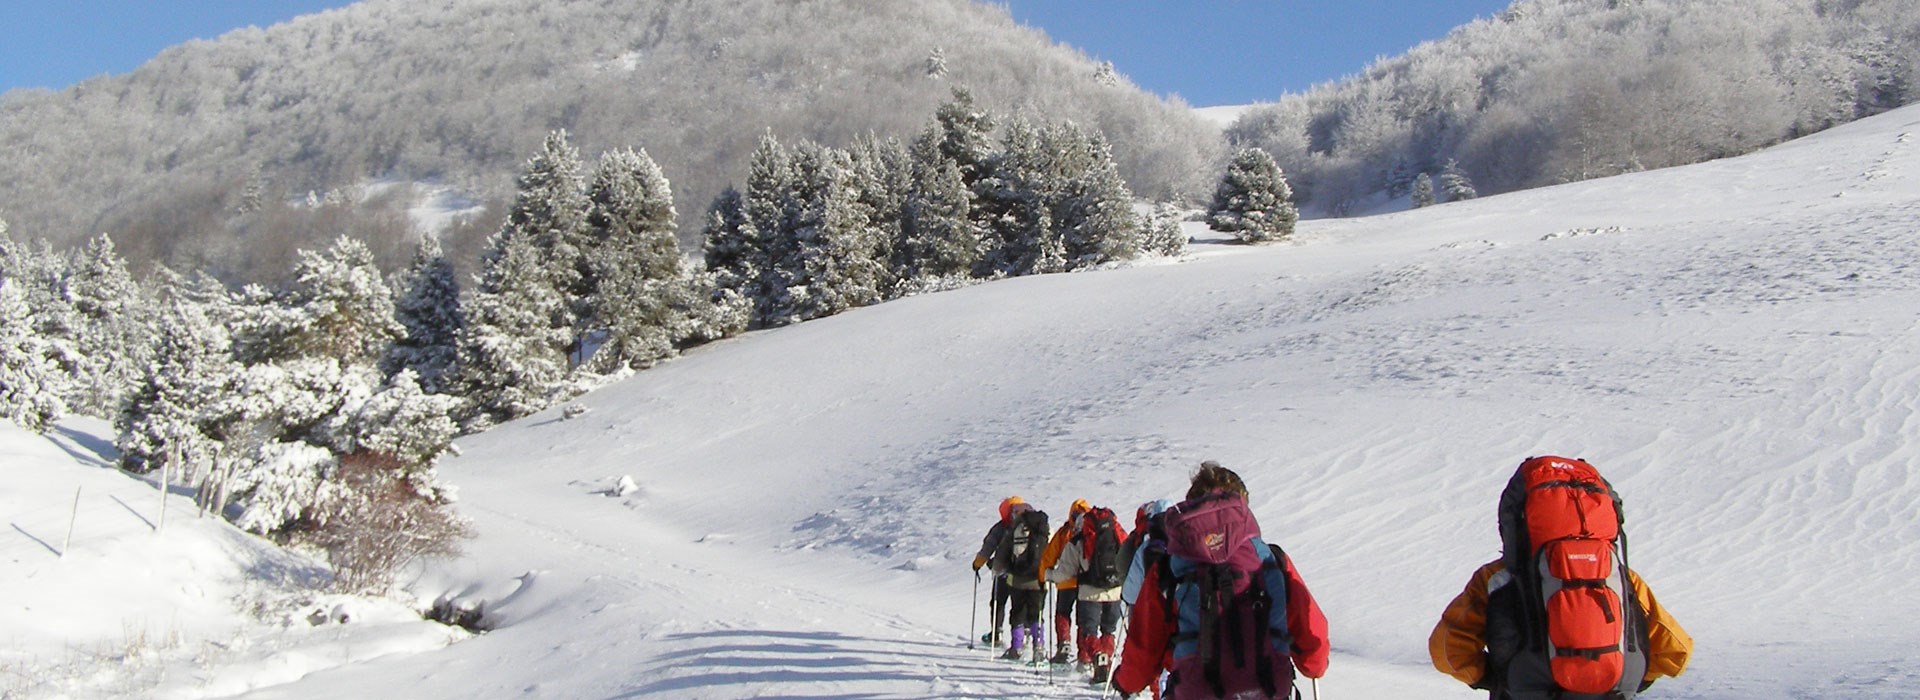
[1045,500,1130,684]
[1429,455,1692,699]
[1112,462,1330,699]
[989,498,1052,662]
[972,496,1024,647]
[1038,499,1091,665]
[1120,498,1176,607]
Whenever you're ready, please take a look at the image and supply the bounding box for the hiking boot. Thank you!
[999,646,1022,660]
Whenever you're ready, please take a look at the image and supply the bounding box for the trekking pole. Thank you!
[969,571,980,650]
[1312,677,1321,700]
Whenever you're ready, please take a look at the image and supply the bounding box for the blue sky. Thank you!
[0,1,1513,106]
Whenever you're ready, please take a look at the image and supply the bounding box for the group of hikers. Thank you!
[969,457,1694,699]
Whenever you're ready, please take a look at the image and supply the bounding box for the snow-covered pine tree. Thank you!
[1207,147,1298,244]
[1412,172,1436,208]
[934,87,998,194]
[1049,124,1141,268]
[849,134,908,297]
[1441,159,1479,201]
[899,130,978,283]
[0,279,64,433]
[348,369,459,472]
[503,130,592,364]
[281,236,402,365]
[115,268,235,479]
[979,119,1063,276]
[700,186,753,298]
[741,131,798,327]
[1141,203,1189,258]
[62,234,152,417]
[455,226,573,429]
[584,147,692,372]
[791,146,886,320]
[384,235,464,394]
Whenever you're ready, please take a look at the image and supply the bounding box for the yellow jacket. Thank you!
[1430,559,1692,688]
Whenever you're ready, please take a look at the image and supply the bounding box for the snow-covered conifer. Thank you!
[1412,172,1436,208]
[1050,125,1141,268]
[115,270,234,478]
[282,236,402,365]
[700,186,752,297]
[0,279,63,433]
[504,130,591,362]
[384,235,464,394]
[1141,203,1189,258]
[899,133,978,281]
[62,234,152,416]
[1441,160,1479,201]
[585,147,702,372]
[349,369,459,471]
[1207,147,1298,244]
[792,147,885,320]
[455,228,572,428]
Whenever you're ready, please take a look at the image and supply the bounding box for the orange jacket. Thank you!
[1037,520,1078,589]
[1430,559,1692,689]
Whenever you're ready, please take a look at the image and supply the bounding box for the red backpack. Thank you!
[1498,456,1649,698]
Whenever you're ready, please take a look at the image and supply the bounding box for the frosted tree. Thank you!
[280,236,401,365]
[700,186,752,298]
[1440,160,1478,201]
[934,87,998,194]
[979,119,1064,276]
[62,234,152,416]
[898,132,978,282]
[348,369,459,471]
[790,146,885,320]
[0,279,63,433]
[384,235,464,394]
[1141,203,1188,258]
[503,130,591,363]
[1050,125,1141,268]
[1207,148,1298,244]
[745,133,804,326]
[115,270,235,479]
[1412,173,1436,208]
[455,227,573,428]
[926,47,949,79]
[849,135,908,296]
[585,147,697,372]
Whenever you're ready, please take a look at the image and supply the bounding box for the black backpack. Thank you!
[997,508,1050,579]
[1080,507,1125,588]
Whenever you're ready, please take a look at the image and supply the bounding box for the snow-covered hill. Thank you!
[8,103,1920,698]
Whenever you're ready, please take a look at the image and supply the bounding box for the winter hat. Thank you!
[1145,498,1176,517]
[1070,498,1091,516]
[999,496,1025,522]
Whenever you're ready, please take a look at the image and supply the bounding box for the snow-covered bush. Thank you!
[300,452,469,595]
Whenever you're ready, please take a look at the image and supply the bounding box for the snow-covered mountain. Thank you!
[7,102,1920,698]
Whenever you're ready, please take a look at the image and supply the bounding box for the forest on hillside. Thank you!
[1227,0,1920,214]
[0,0,1218,284]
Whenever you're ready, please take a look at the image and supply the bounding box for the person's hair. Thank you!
[1187,460,1248,500]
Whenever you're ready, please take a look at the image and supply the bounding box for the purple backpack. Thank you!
[1161,491,1293,699]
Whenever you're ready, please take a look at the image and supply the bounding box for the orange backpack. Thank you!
[1498,456,1649,698]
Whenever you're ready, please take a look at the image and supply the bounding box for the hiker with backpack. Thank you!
[1121,498,1176,607]
[1111,462,1330,699]
[1429,455,1692,699]
[990,498,1052,663]
[1044,501,1130,685]
[1038,499,1093,665]
[972,496,1026,648]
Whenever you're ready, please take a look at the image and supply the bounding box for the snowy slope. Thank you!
[7,103,1920,698]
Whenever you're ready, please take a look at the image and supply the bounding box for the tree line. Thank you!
[0,90,1203,592]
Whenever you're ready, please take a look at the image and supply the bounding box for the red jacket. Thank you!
[1112,551,1329,696]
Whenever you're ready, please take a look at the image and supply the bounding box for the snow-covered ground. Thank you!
[7,103,1920,699]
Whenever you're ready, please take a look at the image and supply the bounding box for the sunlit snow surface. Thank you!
[6,104,1919,698]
